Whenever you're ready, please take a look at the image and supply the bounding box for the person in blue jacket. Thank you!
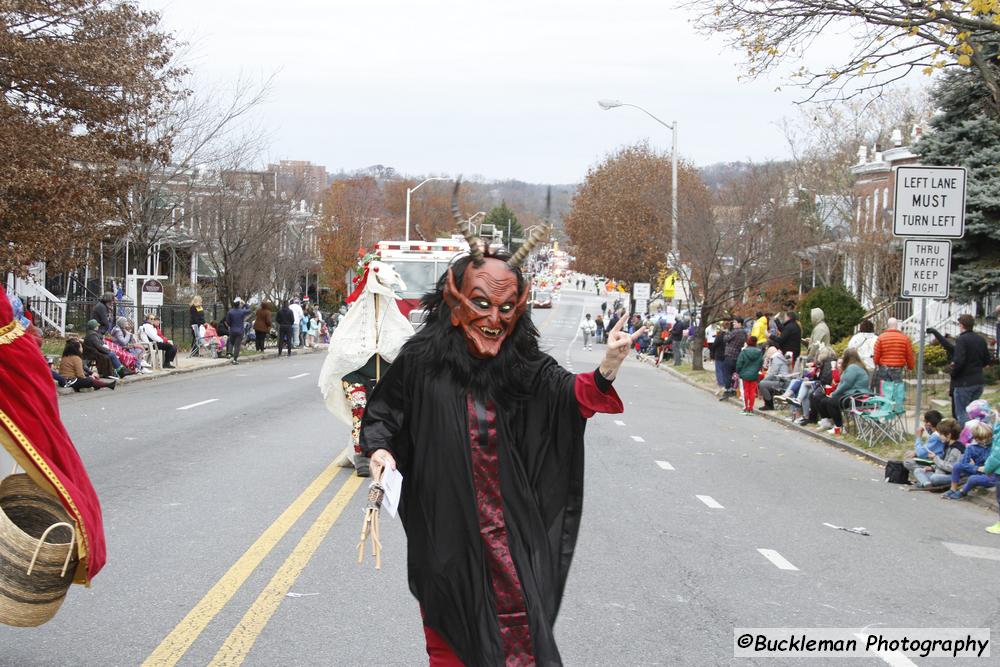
[943,421,994,500]
[904,410,944,475]
[912,419,963,488]
[980,415,1000,533]
[223,300,251,365]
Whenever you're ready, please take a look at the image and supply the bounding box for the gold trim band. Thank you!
[0,409,91,584]
[0,320,25,346]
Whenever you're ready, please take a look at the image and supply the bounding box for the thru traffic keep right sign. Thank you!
[901,239,951,299]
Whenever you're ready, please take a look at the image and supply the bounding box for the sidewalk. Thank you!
[639,354,1000,515]
[57,345,326,395]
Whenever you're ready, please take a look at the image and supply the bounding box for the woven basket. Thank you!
[0,474,78,627]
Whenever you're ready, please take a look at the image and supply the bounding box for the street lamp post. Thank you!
[406,177,451,242]
[466,211,487,236]
[597,99,678,261]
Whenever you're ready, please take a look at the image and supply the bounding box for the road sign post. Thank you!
[632,282,651,316]
[899,237,955,433]
[901,239,951,300]
[632,282,651,300]
[893,166,966,239]
[913,297,928,435]
[894,164,964,433]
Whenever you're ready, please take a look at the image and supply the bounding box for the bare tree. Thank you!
[777,90,934,299]
[192,162,292,306]
[689,0,1000,112]
[113,74,273,279]
[677,163,815,370]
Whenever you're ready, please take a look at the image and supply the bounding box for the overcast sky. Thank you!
[143,0,854,184]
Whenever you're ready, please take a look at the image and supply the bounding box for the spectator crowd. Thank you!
[574,277,999,536]
[34,291,347,392]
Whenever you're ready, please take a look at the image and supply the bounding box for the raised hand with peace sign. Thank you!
[599,313,646,381]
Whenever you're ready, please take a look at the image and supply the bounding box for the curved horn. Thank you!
[451,178,464,226]
[508,224,549,269]
[509,186,552,269]
[451,178,484,264]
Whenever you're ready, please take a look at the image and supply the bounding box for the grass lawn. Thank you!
[671,364,718,388]
[982,385,1000,408]
[40,338,66,358]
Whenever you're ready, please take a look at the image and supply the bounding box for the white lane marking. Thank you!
[942,541,1000,562]
[852,632,919,667]
[177,398,219,411]
[288,373,310,380]
[757,548,798,571]
[696,495,724,509]
[631,435,645,442]
[614,420,626,426]
[655,460,674,470]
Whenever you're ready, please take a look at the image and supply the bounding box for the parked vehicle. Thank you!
[376,238,466,329]
[530,290,553,309]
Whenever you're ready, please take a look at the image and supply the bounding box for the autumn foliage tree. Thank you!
[0,0,182,274]
[112,73,273,283]
[564,143,710,286]
[193,170,292,306]
[318,177,386,293]
[382,179,457,242]
[677,163,816,369]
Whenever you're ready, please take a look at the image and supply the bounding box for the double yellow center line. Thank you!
[142,457,364,666]
[141,301,561,665]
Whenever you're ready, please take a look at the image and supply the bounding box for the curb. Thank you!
[57,346,325,396]
[638,356,1000,514]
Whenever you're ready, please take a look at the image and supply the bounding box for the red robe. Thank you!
[0,291,106,584]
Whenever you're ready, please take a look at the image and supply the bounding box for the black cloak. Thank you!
[360,348,590,666]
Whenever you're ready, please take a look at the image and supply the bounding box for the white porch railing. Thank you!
[9,276,67,335]
[903,314,995,341]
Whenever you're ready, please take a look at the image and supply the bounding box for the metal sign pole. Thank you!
[892,164,965,435]
[913,297,927,433]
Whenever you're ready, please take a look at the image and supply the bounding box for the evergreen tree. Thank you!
[915,48,1000,298]
[798,285,865,342]
[483,202,524,253]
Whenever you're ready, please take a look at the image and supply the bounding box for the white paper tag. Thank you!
[380,467,403,518]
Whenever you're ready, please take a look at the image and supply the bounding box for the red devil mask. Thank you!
[444,258,529,358]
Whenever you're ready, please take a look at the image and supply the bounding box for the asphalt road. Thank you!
[2,288,1000,666]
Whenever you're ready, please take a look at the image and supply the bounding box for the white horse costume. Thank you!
[318,261,414,428]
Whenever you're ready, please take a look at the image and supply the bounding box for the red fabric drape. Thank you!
[0,291,106,583]
[345,267,370,305]
[423,625,464,666]
[574,372,623,418]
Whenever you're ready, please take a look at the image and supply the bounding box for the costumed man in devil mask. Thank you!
[360,183,646,666]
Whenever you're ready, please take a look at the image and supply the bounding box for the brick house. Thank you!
[846,131,921,309]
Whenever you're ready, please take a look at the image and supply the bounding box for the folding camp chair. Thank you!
[850,380,907,446]
[187,324,218,359]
